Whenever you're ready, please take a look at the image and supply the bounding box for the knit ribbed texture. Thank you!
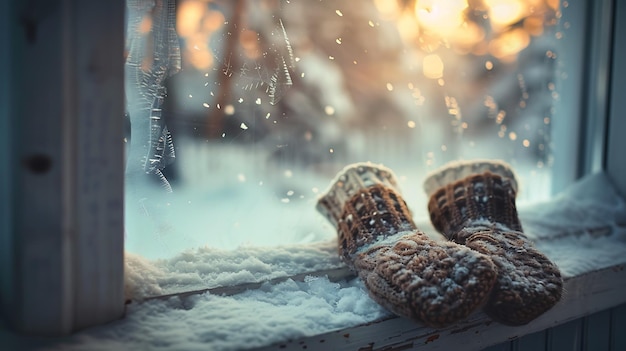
[425,160,563,326]
[428,171,522,238]
[318,163,497,328]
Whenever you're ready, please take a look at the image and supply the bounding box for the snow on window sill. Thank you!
[128,171,626,297]
[113,171,626,351]
[254,264,626,351]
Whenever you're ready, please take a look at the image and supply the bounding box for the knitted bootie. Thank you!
[424,160,563,326]
[317,163,498,328]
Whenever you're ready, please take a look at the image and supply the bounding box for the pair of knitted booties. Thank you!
[317,160,562,328]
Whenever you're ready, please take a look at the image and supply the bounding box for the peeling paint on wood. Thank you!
[424,334,439,344]
[381,342,413,351]
[357,342,373,351]
[449,321,483,334]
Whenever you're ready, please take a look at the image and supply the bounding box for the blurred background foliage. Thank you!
[163,0,559,176]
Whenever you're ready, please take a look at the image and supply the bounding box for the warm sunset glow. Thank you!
[423,54,444,79]
[138,15,153,34]
[415,0,468,37]
[202,10,225,32]
[240,29,261,59]
[177,0,205,38]
[524,16,545,36]
[546,0,560,10]
[177,0,225,70]
[485,0,527,28]
[390,0,557,62]
[187,33,213,70]
[374,0,401,20]
[396,11,420,43]
[489,28,530,61]
[450,22,485,53]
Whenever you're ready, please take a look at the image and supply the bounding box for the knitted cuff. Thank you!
[317,163,415,261]
[424,160,522,239]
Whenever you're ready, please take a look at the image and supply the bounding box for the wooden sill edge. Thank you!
[140,262,626,351]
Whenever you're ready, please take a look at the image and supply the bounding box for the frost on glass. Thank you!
[124,0,563,287]
[125,0,180,220]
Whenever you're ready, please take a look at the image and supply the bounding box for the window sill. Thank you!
[4,173,624,351]
[130,171,626,299]
[126,171,625,351]
[253,263,626,351]
[245,172,626,351]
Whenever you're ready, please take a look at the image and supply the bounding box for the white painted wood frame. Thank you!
[0,0,125,335]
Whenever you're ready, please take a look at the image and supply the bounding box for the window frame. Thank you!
[605,0,626,197]
[551,0,613,193]
[0,0,125,335]
[1,0,625,345]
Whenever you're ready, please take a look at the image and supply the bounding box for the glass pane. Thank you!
[124,0,563,292]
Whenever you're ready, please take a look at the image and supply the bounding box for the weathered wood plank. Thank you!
[11,0,72,334]
[547,319,582,351]
[610,304,626,351]
[482,342,510,351]
[583,309,611,351]
[515,330,547,351]
[0,0,16,331]
[0,0,125,335]
[70,0,126,331]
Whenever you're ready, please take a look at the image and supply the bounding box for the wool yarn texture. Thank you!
[317,163,497,328]
[424,160,563,326]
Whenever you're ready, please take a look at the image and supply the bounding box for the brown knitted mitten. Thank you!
[424,160,563,326]
[317,163,497,328]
